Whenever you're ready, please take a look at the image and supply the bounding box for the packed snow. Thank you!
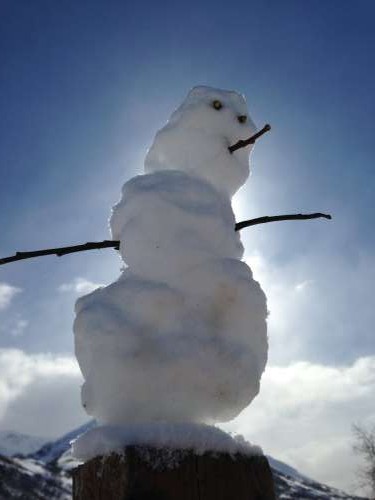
[0,425,366,500]
[73,86,268,455]
[72,422,262,462]
[144,86,257,198]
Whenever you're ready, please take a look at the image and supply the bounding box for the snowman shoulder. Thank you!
[110,170,235,240]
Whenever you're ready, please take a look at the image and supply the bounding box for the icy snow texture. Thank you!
[72,423,262,462]
[110,171,244,282]
[74,86,268,432]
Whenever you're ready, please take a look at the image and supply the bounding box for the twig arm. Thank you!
[0,240,119,266]
[235,212,332,231]
[0,213,332,266]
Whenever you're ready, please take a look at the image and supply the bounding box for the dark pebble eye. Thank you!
[238,115,247,124]
[212,100,223,110]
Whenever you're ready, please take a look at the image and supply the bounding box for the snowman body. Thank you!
[74,87,268,426]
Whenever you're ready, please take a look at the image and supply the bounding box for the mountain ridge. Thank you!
[0,430,47,457]
[0,424,369,500]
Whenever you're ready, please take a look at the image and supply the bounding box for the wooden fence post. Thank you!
[73,445,276,500]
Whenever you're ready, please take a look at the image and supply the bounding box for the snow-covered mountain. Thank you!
[30,421,94,465]
[0,430,47,457]
[0,424,369,499]
[269,459,366,500]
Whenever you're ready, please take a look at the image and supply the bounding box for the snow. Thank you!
[0,423,365,499]
[273,468,359,500]
[144,86,257,198]
[71,422,262,462]
[110,170,244,282]
[73,86,268,448]
[267,456,312,483]
[31,421,95,464]
[13,457,48,476]
[0,430,47,457]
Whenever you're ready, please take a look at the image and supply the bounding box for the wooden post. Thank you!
[73,445,276,500]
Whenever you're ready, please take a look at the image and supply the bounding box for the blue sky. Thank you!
[0,0,374,494]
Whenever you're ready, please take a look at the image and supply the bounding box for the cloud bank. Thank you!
[0,283,21,310]
[0,250,373,494]
[223,356,375,495]
[0,349,86,438]
[0,347,373,495]
[58,277,103,295]
[245,250,375,365]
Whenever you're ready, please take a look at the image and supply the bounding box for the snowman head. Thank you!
[144,86,257,198]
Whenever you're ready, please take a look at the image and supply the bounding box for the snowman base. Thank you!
[72,445,276,500]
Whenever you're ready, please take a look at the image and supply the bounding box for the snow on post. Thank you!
[72,87,273,498]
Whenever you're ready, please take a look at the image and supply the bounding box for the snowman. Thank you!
[74,86,268,428]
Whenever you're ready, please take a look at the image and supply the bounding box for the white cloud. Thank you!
[0,314,29,339]
[0,348,372,494]
[294,279,314,292]
[9,318,28,337]
[240,248,374,494]
[245,250,375,365]
[58,277,103,295]
[0,349,86,438]
[221,356,375,496]
[0,246,373,496]
[0,283,21,310]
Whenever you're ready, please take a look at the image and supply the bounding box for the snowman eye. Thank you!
[238,115,247,124]
[212,100,223,110]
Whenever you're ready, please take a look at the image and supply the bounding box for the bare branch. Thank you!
[235,212,332,231]
[228,124,271,153]
[0,212,332,267]
[0,240,119,266]
[353,424,375,496]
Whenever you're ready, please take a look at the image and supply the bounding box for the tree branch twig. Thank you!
[228,124,271,153]
[0,240,119,266]
[0,213,331,266]
[235,212,332,231]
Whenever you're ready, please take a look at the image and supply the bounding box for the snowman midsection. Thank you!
[74,257,268,424]
[80,339,263,424]
[110,171,245,281]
